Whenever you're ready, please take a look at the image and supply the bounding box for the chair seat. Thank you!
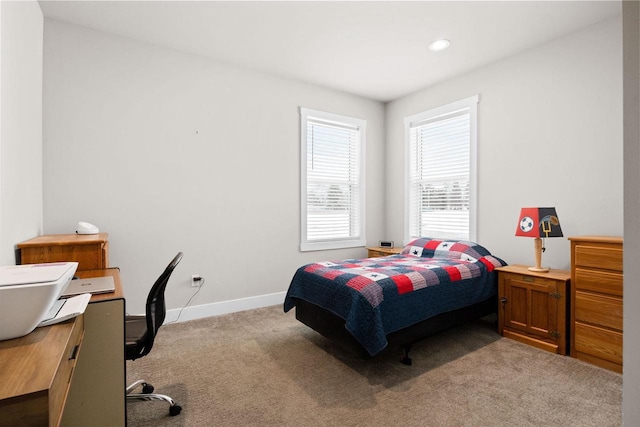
[125,315,149,360]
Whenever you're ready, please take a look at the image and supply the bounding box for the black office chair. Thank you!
[125,252,183,417]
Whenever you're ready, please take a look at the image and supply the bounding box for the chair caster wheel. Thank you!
[169,405,182,416]
[142,383,154,394]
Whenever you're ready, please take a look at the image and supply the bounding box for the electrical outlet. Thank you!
[191,274,203,287]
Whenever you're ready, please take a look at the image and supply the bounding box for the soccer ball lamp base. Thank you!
[529,237,549,273]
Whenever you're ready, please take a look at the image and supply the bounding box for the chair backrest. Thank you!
[143,252,183,357]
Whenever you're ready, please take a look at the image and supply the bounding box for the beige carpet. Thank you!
[127,306,621,427]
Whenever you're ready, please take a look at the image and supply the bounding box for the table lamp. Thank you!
[515,207,563,272]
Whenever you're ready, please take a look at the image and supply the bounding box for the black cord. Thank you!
[167,278,205,324]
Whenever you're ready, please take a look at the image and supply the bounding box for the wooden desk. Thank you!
[0,316,84,426]
[61,268,126,427]
[0,268,126,426]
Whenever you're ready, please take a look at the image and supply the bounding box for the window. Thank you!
[404,95,478,243]
[300,107,366,251]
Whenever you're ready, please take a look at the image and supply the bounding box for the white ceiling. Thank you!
[38,1,622,102]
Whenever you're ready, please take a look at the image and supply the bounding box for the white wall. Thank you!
[42,20,385,315]
[0,1,43,265]
[17,7,639,424]
[385,17,623,270]
[623,2,640,425]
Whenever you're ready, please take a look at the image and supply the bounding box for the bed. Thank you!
[283,238,506,363]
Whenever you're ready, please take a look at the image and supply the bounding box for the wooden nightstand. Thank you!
[497,265,571,355]
[366,246,403,258]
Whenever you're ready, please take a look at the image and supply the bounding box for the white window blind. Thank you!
[300,107,366,251]
[405,95,478,243]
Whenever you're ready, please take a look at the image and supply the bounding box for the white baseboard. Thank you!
[164,291,287,324]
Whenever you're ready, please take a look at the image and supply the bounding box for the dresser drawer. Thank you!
[574,245,623,271]
[21,244,108,271]
[574,291,622,331]
[574,268,623,296]
[574,322,622,365]
[50,316,84,425]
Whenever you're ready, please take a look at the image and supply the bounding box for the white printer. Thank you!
[0,262,78,340]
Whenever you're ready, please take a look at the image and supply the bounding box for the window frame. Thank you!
[300,107,366,252]
[403,95,479,244]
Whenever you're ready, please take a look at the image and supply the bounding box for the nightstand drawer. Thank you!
[574,268,622,296]
[574,291,622,330]
[574,245,622,271]
[574,322,622,365]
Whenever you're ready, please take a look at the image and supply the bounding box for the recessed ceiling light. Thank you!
[429,39,451,52]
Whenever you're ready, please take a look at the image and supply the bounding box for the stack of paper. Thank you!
[38,293,91,327]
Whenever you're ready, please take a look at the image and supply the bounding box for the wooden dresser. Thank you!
[569,236,623,373]
[17,233,109,271]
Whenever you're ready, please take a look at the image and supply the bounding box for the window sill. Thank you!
[300,239,365,252]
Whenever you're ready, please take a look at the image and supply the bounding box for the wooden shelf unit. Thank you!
[17,233,109,271]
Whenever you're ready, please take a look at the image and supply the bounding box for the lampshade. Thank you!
[515,207,562,272]
[515,207,563,238]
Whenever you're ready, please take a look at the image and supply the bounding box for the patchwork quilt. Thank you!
[284,238,506,355]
